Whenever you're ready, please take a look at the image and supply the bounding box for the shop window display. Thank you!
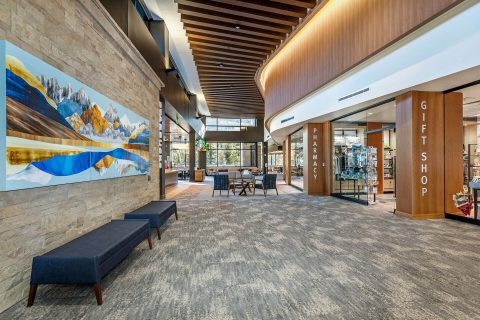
[331,102,397,205]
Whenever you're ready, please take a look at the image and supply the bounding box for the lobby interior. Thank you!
[2,0,480,319]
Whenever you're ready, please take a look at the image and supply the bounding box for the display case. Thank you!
[366,147,378,204]
[467,144,480,182]
[333,144,369,202]
[384,147,396,193]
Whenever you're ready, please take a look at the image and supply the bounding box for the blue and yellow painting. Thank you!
[0,41,150,191]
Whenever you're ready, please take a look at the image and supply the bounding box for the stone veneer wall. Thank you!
[0,0,163,312]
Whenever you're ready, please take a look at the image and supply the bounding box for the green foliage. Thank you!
[196,138,209,151]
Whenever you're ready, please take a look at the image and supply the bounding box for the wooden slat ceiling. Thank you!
[176,0,316,118]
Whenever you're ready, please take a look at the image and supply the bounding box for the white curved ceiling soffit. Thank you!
[144,0,210,116]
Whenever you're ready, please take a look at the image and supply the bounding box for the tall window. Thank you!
[207,142,258,167]
[206,117,257,131]
[171,143,189,168]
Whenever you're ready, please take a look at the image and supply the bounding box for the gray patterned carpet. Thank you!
[2,194,480,319]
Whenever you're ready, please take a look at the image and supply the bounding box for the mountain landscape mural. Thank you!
[1,41,150,191]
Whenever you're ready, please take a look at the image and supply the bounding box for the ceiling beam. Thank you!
[197,63,258,71]
[193,56,260,70]
[189,39,271,56]
[184,24,279,46]
[180,15,285,39]
[186,31,276,51]
[191,45,266,60]
[193,52,263,65]
[209,0,308,18]
[202,89,261,94]
[177,4,293,33]
[270,0,317,9]
[176,1,299,26]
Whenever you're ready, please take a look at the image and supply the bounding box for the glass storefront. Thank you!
[331,102,396,205]
[454,83,480,221]
[290,129,304,190]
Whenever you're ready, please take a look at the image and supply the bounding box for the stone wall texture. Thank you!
[0,0,162,312]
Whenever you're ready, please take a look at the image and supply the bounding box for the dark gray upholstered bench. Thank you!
[28,219,152,306]
[124,201,178,240]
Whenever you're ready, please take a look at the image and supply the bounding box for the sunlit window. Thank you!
[205,117,257,131]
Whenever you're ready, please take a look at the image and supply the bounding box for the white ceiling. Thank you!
[144,0,210,116]
[458,83,480,117]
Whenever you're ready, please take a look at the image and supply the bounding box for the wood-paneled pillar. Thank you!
[303,123,331,195]
[444,92,464,215]
[396,91,445,219]
[367,122,384,194]
[284,136,291,184]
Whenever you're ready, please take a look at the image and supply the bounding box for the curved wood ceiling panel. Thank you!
[176,0,316,117]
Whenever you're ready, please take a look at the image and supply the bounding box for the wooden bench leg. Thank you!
[156,227,161,240]
[93,283,103,305]
[27,284,38,307]
[147,235,153,249]
[175,209,178,220]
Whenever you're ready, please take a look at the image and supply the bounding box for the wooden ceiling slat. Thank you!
[203,90,260,94]
[197,63,258,71]
[207,100,263,106]
[177,5,293,33]
[178,0,312,116]
[270,0,317,9]
[207,103,264,109]
[176,0,299,26]
[199,73,255,78]
[202,83,257,87]
[193,52,262,65]
[181,15,285,40]
[189,39,271,56]
[209,0,308,18]
[184,24,279,46]
[186,31,276,51]
[206,94,263,100]
[191,45,265,60]
[200,76,256,81]
[193,57,260,70]
[202,88,261,92]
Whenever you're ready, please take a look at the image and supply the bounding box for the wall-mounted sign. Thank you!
[420,100,428,196]
[312,127,318,180]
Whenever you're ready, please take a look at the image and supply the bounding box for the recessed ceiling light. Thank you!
[219,63,224,67]
[235,25,241,29]
[368,112,373,115]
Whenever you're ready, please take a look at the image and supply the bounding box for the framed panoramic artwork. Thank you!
[0,40,150,191]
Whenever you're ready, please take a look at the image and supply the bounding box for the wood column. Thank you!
[367,122,384,194]
[284,136,291,185]
[444,92,464,215]
[303,123,331,195]
[395,91,445,219]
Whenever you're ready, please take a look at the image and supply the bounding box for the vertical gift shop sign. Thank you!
[396,91,445,219]
[419,100,429,197]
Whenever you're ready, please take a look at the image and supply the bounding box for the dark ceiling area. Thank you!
[175,0,316,118]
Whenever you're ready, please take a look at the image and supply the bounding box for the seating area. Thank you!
[212,171,279,197]
[27,201,178,307]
